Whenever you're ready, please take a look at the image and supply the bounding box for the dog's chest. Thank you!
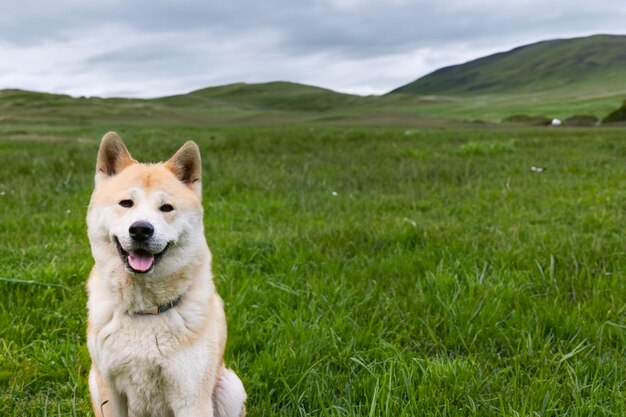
[94,315,190,416]
[113,357,173,417]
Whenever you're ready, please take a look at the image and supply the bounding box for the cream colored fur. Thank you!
[86,132,246,417]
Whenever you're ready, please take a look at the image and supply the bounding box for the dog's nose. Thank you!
[129,221,154,242]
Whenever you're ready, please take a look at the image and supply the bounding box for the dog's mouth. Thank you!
[114,237,172,274]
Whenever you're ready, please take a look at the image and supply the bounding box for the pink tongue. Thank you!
[128,252,155,272]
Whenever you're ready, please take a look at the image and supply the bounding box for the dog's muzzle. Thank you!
[114,237,172,274]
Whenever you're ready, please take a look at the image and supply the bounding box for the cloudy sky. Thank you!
[0,1,625,98]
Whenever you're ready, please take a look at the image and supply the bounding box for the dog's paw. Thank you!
[213,367,247,417]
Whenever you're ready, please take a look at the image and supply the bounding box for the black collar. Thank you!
[134,296,181,316]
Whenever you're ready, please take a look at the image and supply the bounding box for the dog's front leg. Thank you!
[105,391,128,417]
[97,389,128,417]
[172,400,213,417]
[168,377,215,417]
[90,367,129,417]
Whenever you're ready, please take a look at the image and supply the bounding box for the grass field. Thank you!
[392,90,626,123]
[0,123,625,416]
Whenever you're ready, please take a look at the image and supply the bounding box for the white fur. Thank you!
[214,368,248,417]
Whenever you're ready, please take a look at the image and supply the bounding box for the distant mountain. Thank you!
[158,81,367,112]
[0,82,421,127]
[391,34,626,96]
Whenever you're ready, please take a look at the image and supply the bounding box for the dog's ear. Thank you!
[95,132,135,182]
[165,141,202,196]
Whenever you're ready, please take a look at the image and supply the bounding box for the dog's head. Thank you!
[87,132,206,278]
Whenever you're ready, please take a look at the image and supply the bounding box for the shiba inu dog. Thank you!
[86,132,246,417]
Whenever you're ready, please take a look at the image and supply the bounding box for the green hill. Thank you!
[157,81,368,112]
[392,34,626,96]
[0,83,449,128]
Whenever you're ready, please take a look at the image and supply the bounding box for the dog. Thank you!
[86,132,246,417]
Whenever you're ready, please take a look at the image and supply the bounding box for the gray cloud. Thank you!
[0,1,625,96]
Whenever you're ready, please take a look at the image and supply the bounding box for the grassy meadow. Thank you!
[0,122,625,416]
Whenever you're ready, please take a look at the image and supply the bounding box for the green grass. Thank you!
[393,90,626,122]
[0,122,625,416]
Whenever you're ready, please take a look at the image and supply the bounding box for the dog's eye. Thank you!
[119,199,134,208]
[160,204,174,213]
